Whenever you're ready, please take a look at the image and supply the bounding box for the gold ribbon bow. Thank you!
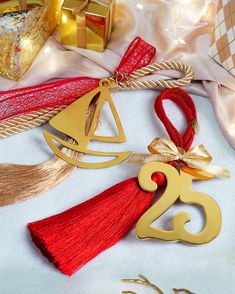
[128,137,230,179]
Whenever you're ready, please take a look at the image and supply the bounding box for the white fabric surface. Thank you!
[0,90,234,294]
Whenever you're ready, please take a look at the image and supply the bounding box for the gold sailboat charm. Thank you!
[44,79,131,168]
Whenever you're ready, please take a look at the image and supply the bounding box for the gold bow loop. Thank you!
[128,137,230,179]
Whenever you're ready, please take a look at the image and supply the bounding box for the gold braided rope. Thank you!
[0,61,193,138]
[0,106,66,138]
[111,61,193,90]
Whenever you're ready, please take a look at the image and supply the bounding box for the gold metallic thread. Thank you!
[192,119,200,134]
[0,107,66,138]
[0,104,97,206]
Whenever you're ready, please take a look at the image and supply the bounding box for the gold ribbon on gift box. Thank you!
[60,0,115,52]
[0,0,44,14]
[128,137,230,179]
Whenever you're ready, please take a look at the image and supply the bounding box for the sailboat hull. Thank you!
[44,131,131,169]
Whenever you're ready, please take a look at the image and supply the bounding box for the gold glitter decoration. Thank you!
[0,0,60,80]
[0,0,44,14]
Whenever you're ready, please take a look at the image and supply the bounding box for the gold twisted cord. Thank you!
[0,106,66,138]
[111,61,193,90]
[0,61,193,138]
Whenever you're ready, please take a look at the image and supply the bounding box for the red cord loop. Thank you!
[155,88,198,151]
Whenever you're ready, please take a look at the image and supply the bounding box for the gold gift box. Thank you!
[0,0,60,80]
[60,0,115,52]
[0,0,44,14]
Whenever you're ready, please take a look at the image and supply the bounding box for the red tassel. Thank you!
[28,175,165,276]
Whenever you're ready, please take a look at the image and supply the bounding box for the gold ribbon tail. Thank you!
[128,153,177,164]
[188,162,230,179]
[128,137,230,179]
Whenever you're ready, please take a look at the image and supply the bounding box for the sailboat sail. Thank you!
[44,79,131,168]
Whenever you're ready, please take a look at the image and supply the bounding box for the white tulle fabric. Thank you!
[0,0,234,148]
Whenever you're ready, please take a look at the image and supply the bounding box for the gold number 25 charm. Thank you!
[136,162,222,245]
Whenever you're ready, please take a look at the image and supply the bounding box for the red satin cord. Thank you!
[155,88,197,151]
[28,87,198,276]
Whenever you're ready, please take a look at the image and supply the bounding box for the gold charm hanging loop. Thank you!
[99,78,112,88]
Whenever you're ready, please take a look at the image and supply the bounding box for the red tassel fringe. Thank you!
[28,175,165,275]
